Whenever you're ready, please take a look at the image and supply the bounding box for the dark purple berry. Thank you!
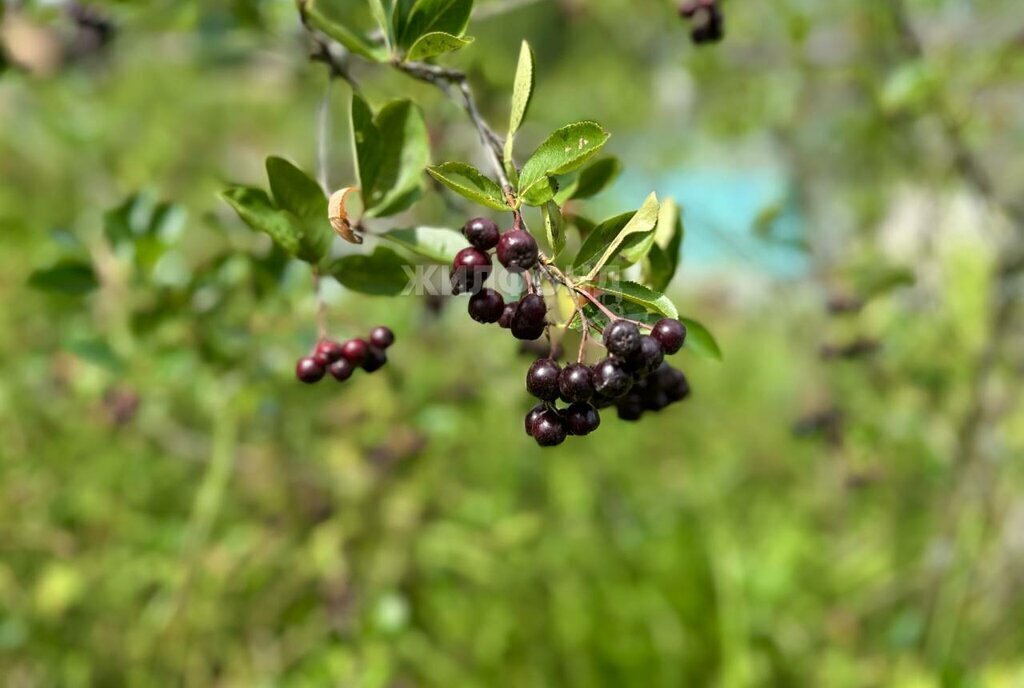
[328,358,355,382]
[450,247,493,294]
[642,388,670,412]
[525,403,547,437]
[558,363,594,403]
[498,302,517,329]
[511,293,547,340]
[463,217,500,251]
[592,358,632,399]
[296,356,325,384]
[496,230,539,272]
[468,288,505,324]
[624,335,664,375]
[341,339,369,366]
[361,346,387,373]
[603,320,641,358]
[616,393,644,421]
[564,402,601,436]
[314,340,344,366]
[664,368,691,402]
[651,319,686,354]
[532,409,567,447]
[369,326,395,350]
[526,358,561,401]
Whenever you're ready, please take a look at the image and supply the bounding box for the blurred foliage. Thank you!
[1,0,1024,686]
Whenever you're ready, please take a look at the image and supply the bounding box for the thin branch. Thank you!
[316,78,333,194]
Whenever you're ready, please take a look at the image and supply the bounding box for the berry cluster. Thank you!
[295,326,395,384]
[524,318,691,447]
[679,0,724,44]
[451,217,546,340]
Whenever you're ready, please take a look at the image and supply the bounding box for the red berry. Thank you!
[463,217,500,251]
[328,358,355,382]
[498,302,517,329]
[341,339,369,366]
[468,288,505,324]
[651,319,686,354]
[511,294,546,340]
[603,320,641,358]
[314,340,344,366]
[450,247,493,294]
[592,358,632,399]
[369,326,395,350]
[496,230,539,272]
[525,403,547,437]
[296,356,325,384]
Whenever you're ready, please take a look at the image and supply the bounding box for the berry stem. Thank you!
[312,268,328,340]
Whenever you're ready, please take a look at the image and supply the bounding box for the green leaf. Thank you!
[351,95,429,217]
[517,121,610,204]
[592,280,678,319]
[851,263,915,301]
[643,197,683,290]
[398,0,473,50]
[327,247,415,296]
[680,317,722,360]
[367,0,392,45]
[406,31,473,60]
[542,201,565,258]
[28,259,99,296]
[381,226,465,263]
[583,193,658,281]
[426,162,509,211]
[305,1,387,61]
[265,157,332,262]
[221,186,302,256]
[555,157,622,203]
[505,40,535,165]
[573,211,633,271]
[518,176,557,207]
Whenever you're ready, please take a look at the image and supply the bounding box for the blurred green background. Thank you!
[2,0,1024,685]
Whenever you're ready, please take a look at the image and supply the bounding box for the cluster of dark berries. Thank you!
[679,0,724,44]
[451,217,546,340]
[295,326,394,384]
[524,317,691,447]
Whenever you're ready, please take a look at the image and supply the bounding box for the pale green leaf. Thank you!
[406,31,473,60]
[555,156,622,203]
[505,40,534,164]
[350,95,429,217]
[643,197,683,290]
[381,226,465,263]
[265,157,332,262]
[584,192,658,281]
[426,162,509,210]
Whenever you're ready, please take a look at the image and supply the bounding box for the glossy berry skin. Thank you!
[511,294,547,340]
[341,339,369,366]
[328,358,355,382]
[625,335,665,375]
[463,217,500,251]
[450,247,493,294]
[616,393,644,421]
[533,409,568,447]
[361,346,387,373]
[527,358,561,401]
[314,340,344,366]
[564,403,601,436]
[369,326,395,350]
[592,358,632,399]
[498,302,517,329]
[651,319,687,354]
[524,403,547,437]
[559,363,594,403]
[496,230,539,272]
[468,288,505,324]
[603,320,642,359]
[296,356,325,384]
